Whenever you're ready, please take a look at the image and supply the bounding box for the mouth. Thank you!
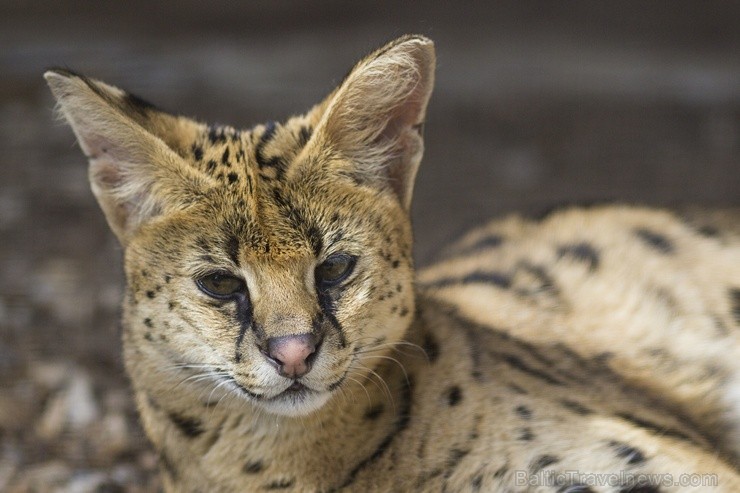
[227,376,331,416]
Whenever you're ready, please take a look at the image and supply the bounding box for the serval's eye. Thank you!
[315,254,356,287]
[196,272,245,299]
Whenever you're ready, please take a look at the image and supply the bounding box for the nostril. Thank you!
[264,333,321,378]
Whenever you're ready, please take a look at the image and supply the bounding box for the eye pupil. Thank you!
[197,272,244,298]
[316,254,355,286]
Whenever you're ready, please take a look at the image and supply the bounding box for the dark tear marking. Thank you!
[607,440,647,465]
[234,293,254,363]
[336,377,414,489]
[635,228,675,254]
[530,454,559,472]
[515,404,532,420]
[263,478,295,490]
[316,288,348,348]
[557,242,600,271]
[422,271,511,290]
[422,332,440,363]
[730,288,740,324]
[560,399,594,415]
[615,412,697,445]
[168,411,204,438]
[446,386,462,406]
[243,461,264,474]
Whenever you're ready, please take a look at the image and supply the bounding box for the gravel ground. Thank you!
[1,2,738,491]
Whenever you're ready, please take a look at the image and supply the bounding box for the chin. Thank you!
[256,387,332,417]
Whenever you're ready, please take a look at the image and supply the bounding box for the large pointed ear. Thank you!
[45,69,213,244]
[311,35,435,210]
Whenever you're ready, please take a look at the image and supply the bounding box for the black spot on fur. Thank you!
[635,228,675,254]
[221,147,230,165]
[255,121,285,177]
[225,235,240,266]
[143,318,153,328]
[364,403,384,421]
[557,242,600,271]
[144,332,153,341]
[615,412,696,445]
[608,440,647,465]
[730,288,740,324]
[617,485,661,493]
[444,448,470,477]
[168,301,175,311]
[530,454,559,472]
[338,378,414,489]
[422,332,440,363]
[227,172,239,184]
[206,160,217,173]
[192,144,203,161]
[263,478,295,489]
[454,234,505,257]
[507,383,528,394]
[557,484,596,493]
[501,353,564,386]
[392,259,400,268]
[515,404,532,420]
[146,290,155,299]
[424,271,511,290]
[517,428,534,441]
[471,474,483,491]
[168,411,204,438]
[560,399,593,415]
[493,463,508,479]
[208,126,228,144]
[297,125,313,148]
[243,461,264,474]
[446,386,462,406]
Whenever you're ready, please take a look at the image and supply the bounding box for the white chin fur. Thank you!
[256,390,332,417]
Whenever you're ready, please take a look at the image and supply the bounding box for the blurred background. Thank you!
[1,1,738,491]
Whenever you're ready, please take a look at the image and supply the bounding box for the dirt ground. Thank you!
[1,2,739,491]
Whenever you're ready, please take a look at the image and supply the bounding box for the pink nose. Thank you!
[264,334,319,378]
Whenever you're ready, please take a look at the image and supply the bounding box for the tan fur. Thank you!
[46,36,740,492]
